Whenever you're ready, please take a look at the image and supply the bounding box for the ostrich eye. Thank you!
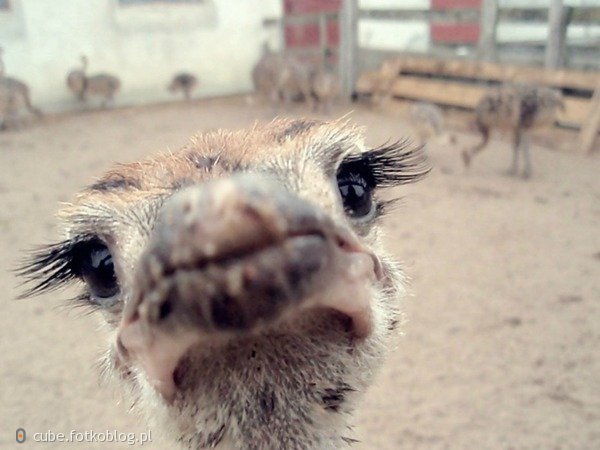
[337,173,374,219]
[77,242,119,302]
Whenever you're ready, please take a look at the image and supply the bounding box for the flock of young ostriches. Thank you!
[0,45,565,179]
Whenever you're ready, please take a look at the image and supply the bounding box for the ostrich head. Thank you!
[20,118,428,449]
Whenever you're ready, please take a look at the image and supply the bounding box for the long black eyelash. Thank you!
[61,292,101,315]
[16,237,92,299]
[374,198,401,219]
[341,139,430,188]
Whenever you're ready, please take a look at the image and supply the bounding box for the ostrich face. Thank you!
[20,119,427,449]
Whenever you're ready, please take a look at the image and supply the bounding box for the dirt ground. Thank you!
[1,97,599,449]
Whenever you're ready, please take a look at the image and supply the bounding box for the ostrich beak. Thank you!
[116,174,383,401]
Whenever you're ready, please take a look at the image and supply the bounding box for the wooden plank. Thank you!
[355,70,378,94]
[287,47,332,58]
[381,55,600,91]
[577,84,600,154]
[355,72,592,126]
[359,9,479,22]
[282,12,339,25]
[560,97,593,127]
[390,76,486,108]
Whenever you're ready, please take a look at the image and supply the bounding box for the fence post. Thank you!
[578,83,600,155]
[318,13,328,67]
[339,0,358,100]
[478,0,498,61]
[545,0,568,69]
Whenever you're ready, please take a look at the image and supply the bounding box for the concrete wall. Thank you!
[0,0,282,111]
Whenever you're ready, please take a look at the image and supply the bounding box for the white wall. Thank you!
[359,20,430,52]
[358,0,431,52]
[0,0,282,111]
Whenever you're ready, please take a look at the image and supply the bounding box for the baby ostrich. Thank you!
[408,101,444,145]
[309,50,341,115]
[19,118,428,449]
[168,73,199,101]
[252,43,312,111]
[356,59,400,107]
[0,47,43,130]
[310,68,340,114]
[66,55,87,102]
[461,84,564,178]
[66,55,121,107]
[407,102,456,147]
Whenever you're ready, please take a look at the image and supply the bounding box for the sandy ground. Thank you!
[1,97,599,449]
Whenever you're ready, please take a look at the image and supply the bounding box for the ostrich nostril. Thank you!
[334,232,384,281]
[145,286,178,324]
[211,293,246,330]
[336,235,350,250]
[158,299,173,321]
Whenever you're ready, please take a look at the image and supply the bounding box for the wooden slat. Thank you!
[578,84,600,154]
[390,76,486,108]
[356,72,591,126]
[281,12,339,24]
[359,9,479,22]
[355,70,379,94]
[561,97,594,127]
[383,55,600,92]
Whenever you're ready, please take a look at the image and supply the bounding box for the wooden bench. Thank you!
[356,55,600,153]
